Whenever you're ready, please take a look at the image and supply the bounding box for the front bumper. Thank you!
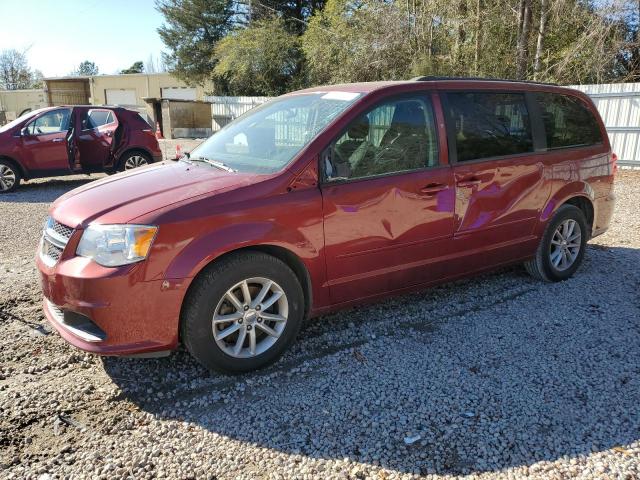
[37,252,186,356]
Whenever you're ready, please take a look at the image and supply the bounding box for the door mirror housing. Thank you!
[20,127,30,137]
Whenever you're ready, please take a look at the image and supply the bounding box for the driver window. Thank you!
[325,95,437,181]
[27,109,71,135]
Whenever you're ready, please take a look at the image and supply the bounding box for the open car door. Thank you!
[74,108,120,172]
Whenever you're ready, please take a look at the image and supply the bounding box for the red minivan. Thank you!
[0,106,162,192]
[36,78,615,373]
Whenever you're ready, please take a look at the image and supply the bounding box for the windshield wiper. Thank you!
[188,156,236,173]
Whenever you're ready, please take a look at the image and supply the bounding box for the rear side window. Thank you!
[536,93,602,149]
[445,92,533,162]
[85,109,114,129]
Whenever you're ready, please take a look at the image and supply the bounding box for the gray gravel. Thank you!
[1,170,639,480]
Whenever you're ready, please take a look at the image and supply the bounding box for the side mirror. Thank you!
[20,127,29,137]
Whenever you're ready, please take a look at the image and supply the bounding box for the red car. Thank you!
[0,106,162,192]
[37,78,615,373]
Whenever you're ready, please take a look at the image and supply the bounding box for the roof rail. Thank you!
[410,76,557,86]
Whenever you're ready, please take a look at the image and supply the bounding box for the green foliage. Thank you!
[302,0,414,85]
[213,17,303,96]
[156,0,640,95]
[73,61,99,76]
[157,0,236,85]
[121,61,144,74]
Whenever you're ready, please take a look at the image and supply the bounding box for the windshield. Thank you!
[0,108,47,133]
[188,92,362,174]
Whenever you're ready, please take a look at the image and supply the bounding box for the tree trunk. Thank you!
[533,0,549,80]
[516,0,532,79]
[474,0,481,75]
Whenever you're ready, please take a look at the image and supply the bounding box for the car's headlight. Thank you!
[76,224,158,267]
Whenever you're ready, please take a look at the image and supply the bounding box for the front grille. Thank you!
[40,217,74,267]
[51,220,74,240]
[43,240,63,261]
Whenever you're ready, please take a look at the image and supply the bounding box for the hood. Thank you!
[50,161,262,227]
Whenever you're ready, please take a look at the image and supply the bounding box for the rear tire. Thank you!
[524,204,588,282]
[120,151,151,171]
[180,252,305,374]
[0,160,20,193]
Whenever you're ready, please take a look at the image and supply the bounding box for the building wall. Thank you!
[162,100,213,139]
[0,89,48,121]
[89,73,211,107]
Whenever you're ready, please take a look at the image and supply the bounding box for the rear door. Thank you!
[442,90,548,270]
[75,108,119,171]
[20,108,72,172]
[321,92,456,305]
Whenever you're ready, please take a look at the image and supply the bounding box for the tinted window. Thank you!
[325,96,438,181]
[536,93,602,149]
[445,92,533,162]
[85,110,114,129]
[27,109,71,135]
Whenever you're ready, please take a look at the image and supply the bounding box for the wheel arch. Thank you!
[0,155,27,179]
[537,181,596,237]
[179,244,313,323]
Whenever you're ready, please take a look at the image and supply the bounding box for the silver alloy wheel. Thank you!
[124,155,148,170]
[549,219,582,271]
[212,277,288,359]
[0,164,16,191]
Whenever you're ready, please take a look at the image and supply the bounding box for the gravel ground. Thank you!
[1,170,639,480]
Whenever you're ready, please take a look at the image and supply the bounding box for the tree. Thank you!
[0,49,33,90]
[73,60,99,76]
[156,0,237,85]
[31,69,44,89]
[145,54,167,73]
[302,0,414,85]
[213,17,302,95]
[120,61,144,74]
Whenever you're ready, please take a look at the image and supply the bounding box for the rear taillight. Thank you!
[611,152,618,174]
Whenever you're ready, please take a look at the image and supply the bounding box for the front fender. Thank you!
[165,220,320,281]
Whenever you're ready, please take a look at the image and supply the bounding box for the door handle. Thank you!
[420,183,448,195]
[457,178,481,187]
[52,138,64,143]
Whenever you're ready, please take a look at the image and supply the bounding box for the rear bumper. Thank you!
[37,253,186,356]
[592,191,615,238]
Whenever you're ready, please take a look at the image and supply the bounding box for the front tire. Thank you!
[180,252,305,374]
[524,204,588,282]
[0,160,20,193]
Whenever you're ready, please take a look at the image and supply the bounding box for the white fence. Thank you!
[569,83,640,167]
[205,95,271,131]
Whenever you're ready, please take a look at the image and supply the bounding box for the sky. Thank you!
[0,0,167,77]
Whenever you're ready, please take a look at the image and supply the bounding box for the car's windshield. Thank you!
[188,92,362,174]
[0,109,43,133]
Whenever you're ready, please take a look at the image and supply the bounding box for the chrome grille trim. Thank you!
[40,217,74,267]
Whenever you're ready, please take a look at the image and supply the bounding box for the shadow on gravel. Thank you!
[103,247,640,476]
[0,176,100,203]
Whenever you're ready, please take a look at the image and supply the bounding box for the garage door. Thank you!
[162,87,196,101]
[105,89,137,106]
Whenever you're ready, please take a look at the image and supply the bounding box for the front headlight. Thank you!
[76,224,158,267]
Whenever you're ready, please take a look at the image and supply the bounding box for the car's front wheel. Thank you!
[180,252,305,373]
[0,160,20,193]
[524,204,588,282]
